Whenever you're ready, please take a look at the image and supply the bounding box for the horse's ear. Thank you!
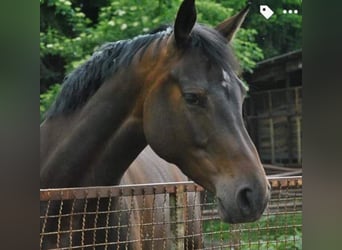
[215,4,250,42]
[174,0,197,47]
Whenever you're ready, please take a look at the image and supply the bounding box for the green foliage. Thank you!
[40,84,61,121]
[217,0,302,58]
[233,29,264,73]
[244,0,302,58]
[40,0,92,65]
[203,213,302,249]
[196,1,233,24]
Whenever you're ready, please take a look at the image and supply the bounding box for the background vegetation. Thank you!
[203,213,302,249]
[40,0,302,119]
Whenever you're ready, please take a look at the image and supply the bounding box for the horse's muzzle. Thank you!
[216,180,271,224]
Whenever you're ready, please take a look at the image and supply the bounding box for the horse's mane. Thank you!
[46,24,239,119]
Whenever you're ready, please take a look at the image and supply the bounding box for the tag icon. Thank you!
[260,5,274,19]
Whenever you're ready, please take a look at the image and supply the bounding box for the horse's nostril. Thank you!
[237,187,254,215]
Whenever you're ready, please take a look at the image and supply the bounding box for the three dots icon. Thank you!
[283,9,299,14]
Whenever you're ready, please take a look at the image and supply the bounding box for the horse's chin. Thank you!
[217,198,261,224]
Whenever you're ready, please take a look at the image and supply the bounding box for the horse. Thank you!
[118,146,203,249]
[41,0,270,248]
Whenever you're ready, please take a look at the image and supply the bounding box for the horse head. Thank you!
[141,0,270,223]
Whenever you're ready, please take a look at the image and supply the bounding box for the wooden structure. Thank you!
[244,50,302,167]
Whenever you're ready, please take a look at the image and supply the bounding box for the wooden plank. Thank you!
[170,186,186,250]
[295,88,302,163]
[169,192,177,250]
[286,85,294,163]
[268,91,275,163]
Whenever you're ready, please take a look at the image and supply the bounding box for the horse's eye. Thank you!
[183,93,205,106]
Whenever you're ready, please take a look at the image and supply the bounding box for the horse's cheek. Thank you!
[142,87,181,162]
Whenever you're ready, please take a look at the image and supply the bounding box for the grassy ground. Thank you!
[202,212,302,249]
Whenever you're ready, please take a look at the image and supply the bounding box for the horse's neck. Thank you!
[40,72,147,188]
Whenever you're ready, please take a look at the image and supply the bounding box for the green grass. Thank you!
[203,212,302,249]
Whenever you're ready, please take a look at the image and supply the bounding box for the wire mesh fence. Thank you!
[40,176,302,249]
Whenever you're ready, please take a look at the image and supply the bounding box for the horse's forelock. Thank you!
[190,24,240,77]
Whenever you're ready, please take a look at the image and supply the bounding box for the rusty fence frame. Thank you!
[40,176,302,249]
[40,177,301,201]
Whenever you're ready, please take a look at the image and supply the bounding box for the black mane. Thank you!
[46,24,238,119]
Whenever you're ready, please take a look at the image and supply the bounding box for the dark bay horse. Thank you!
[119,146,202,249]
[41,0,270,248]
